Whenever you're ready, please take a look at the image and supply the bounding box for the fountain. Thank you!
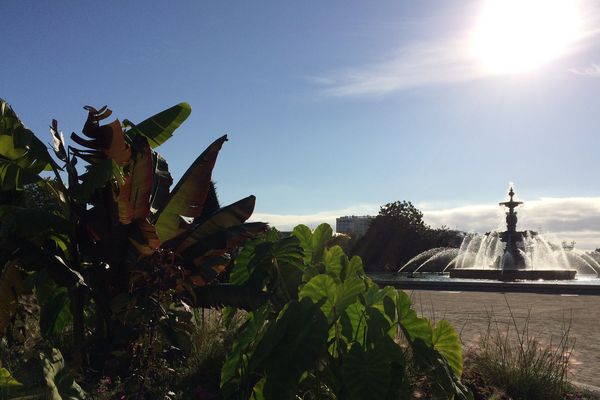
[398,187,596,281]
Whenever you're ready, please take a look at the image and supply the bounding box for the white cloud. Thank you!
[423,196,600,251]
[569,63,600,76]
[249,203,378,232]
[251,197,600,251]
[319,38,482,97]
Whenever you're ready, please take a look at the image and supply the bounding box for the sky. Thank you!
[2,1,600,249]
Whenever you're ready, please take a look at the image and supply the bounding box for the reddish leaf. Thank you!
[154,135,228,243]
[117,138,153,224]
[171,195,257,254]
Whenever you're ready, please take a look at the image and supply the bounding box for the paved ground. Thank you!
[406,290,600,386]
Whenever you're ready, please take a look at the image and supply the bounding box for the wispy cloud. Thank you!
[318,37,481,97]
[252,197,600,251]
[569,63,600,76]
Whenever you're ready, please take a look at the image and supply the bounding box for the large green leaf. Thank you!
[335,276,365,318]
[311,223,333,263]
[432,320,463,377]
[292,223,332,265]
[39,288,72,338]
[235,236,304,304]
[0,158,42,190]
[340,301,366,344]
[299,274,365,324]
[344,255,365,280]
[299,274,336,321]
[323,245,345,279]
[125,102,191,148]
[40,348,86,400]
[0,99,55,174]
[292,225,313,263]
[361,285,398,324]
[154,135,228,243]
[249,298,329,400]
[396,290,432,346]
[341,343,391,400]
[410,339,473,400]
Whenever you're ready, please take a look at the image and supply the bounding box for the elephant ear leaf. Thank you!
[432,320,463,377]
[342,343,391,400]
[125,102,191,148]
[154,135,228,243]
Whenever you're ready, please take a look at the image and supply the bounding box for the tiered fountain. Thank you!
[397,187,600,281]
[449,187,577,280]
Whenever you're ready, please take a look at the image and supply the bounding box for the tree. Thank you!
[378,200,425,228]
[351,201,464,271]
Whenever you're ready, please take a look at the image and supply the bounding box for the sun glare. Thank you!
[471,0,582,74]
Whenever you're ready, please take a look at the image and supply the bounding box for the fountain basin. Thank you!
[449,268,577,281]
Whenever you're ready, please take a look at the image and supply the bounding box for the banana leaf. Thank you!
[117,137,153,224]
[0,157,42,190]
[154,135,228,243]
[71,119,131,166]
[0,99,55,173]
[178,222,268,264]
[170,195,257,254]
[49,119,67,162]
[149,152,172,216]
[124,102,191,148]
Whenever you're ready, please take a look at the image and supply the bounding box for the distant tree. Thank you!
[378,200,425,228]
[351,201,464,272]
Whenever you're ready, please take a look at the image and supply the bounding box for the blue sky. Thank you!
[3,1,600,248]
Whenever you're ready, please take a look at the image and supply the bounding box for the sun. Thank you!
[471,0,582,74]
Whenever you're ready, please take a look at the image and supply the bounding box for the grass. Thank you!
[463,300,576,400]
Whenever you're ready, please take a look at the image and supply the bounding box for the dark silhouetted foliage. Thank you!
[352,201,464,271]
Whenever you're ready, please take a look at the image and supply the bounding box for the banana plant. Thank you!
[0,98,267,377]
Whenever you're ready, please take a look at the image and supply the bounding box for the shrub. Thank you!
[464,307,574,400]
[220,224,472,400]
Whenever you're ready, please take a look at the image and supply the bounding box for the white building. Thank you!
[335,215,374,237]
